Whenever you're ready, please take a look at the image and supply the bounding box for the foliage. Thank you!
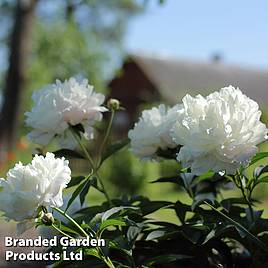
[0,0,143,138]
[1,80,268,267]
[36,110,268,268]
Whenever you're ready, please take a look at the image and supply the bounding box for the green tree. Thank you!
[0,0,143,155]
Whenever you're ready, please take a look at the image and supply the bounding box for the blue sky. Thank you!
[126,0,268,69]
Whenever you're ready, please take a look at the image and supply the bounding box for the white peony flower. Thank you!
[0,152,71,222]
[25,77,107,149]
[171,86,268,175]
[128,104,182,160]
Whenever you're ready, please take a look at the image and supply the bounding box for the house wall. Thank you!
[108,58,160,133]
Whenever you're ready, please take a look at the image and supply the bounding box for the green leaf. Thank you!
[221,198,249,211]
[101,138,129,163]
[102,206,138,221]
[156,146,180,159]
[249,152,268,166]
[60,224,81,236]
[204,201,268,254]
[144,254,192,266]
[150,176,183,185]
[72,123,85,133]
[146,230,166,240]
[173,201,191,223]
[254,165,268,178]
[65,178,88,212]
[67,176,85,188]
[139,200,173,215]
[127,226,142,245]
[195,170,215,182]
[53,149,85,159]
[99,219,127,232]
[84,248,101,259]
[79,179,91,206]
[256,176,268,185]
[191,193,215,211]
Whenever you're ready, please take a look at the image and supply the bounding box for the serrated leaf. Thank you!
[53,149,85,159]
[101,138,129,163]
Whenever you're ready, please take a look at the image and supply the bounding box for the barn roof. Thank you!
[130,53,268,106]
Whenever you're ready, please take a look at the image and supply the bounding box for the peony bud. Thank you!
[41,212,54,226]
[107,98,120,111]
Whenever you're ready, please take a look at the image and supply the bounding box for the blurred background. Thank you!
[1,0,268,265]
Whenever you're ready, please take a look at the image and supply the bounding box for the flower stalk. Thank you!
[69,127,111,205]
[97,109,115,168]
[204,201,268,254]
[53,207,115,268]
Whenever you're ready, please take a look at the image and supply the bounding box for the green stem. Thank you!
[53,207,115,268]
[69,127,95,168]
[69,127,111,205]
[53,207,93,237]
[236,171,255,223]
[97,110,115,168]
[204,201,268,254]
[51,224,74,239]
[103,257,116,268]
[95,171,111,205]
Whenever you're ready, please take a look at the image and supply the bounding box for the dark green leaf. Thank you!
[139,201,173,215]
[71,123,85,134]
[65,179,89,212]
[221,198,249,211]
[53,149,85,159]
[202,230,216,244]
[173,201,191,223]
[101,138,129,163]
[79,179,91,206]
[156,146,180,159]
[150,176,183,185]
[67,176,85,188]
[191,193,216,211]
[144,254,192,266]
